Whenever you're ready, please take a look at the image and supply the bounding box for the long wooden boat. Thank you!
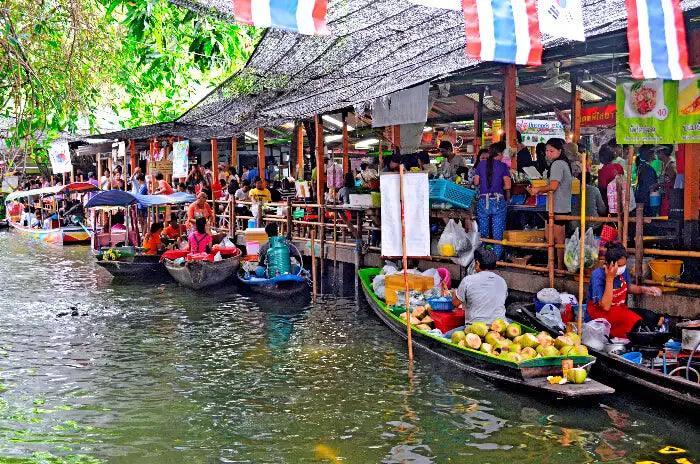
[508,303,700,411]
[9,221,90,245]
[164,256,240,290]
[237,270,310,298]
[95,252,171,282]
[359,268,614,398]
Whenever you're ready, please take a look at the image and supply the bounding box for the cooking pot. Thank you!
[626,330,672,348]
[678,320,700,351]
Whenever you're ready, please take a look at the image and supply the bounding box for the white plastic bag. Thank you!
[372,274,387,300]
[438,219,468,257]
[536,304,565,331]
[220,236,235,248]
[537,288,561,304]
[213,252,222,262]
[452,220,480,268]
[582,318,611,351]
[421,268,441,289]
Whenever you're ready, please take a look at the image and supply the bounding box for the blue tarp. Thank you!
[85,190,195,208]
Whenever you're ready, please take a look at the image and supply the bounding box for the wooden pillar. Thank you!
[474,90,483,154]
[572,89,582,144]
[297,123,304,178]
[129,140,137,177]
[211,138,219,183]
[257,128,265,186]
[342,113,350,175]
[391,124,401,149]
[315,115,325,205]
[547,192,555,287]
[230,137,237,170]
[634,205,644,285]
[503,65,518,151]
[684,144,699,221]
[97,153,102,188]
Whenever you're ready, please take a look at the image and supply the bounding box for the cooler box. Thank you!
[431,309,466,334]
[349,194,373,208]
[385,273,435,306]
[244,227,268,244]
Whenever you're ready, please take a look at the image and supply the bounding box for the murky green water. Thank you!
[0,231,697,463]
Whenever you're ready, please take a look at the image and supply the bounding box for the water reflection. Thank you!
[0,231,697,463]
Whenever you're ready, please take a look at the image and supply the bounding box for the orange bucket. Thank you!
[648,259,683,283]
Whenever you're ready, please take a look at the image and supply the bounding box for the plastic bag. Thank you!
[565,227,600,272]
[537,288,561,304]
[213,252,222,262]
[582,227,600,269]
[438,219,468,257]
[452,220,480,268]
[372,274,387,300]
[421,268,441,289]
[220,236,235,248]
[537,303,565,331]
[582,318,611,351]
[564,228,581,272]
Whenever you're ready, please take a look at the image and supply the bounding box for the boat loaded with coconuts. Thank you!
[359,268,614,397]
[508,304,700,411]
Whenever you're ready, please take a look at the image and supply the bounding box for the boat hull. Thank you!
[237,272,310,298]
[96,256,171,282]
[9,221,90,245]
[359,268,614,398]
[164,257,239,290]
[508,303,700,410]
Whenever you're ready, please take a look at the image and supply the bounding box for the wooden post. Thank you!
[96,153,102,188]
[399,165,414,366]
[129,139,137,177]
[635,204,644,286]
[286,198,293,240]
[503,65,518,153]
[230,137,237,170]
[572,91,582,144]
[622,146,634,247]
[211,138,219,187]
[315,115,325,204]
[684,144,699,221]
[391,125,401,149]
[547,191,555,287]
[576,152,587,335]
[342,112,350,175]
[257,128,266,186]
[378,140,384,172]
[474,90,483,154]
[296,123,305,179]
[311,228,318,302]
[229,197,235,238]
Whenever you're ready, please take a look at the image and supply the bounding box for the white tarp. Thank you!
[48,141,72,174]
[372,83,430,127]
[172,140,190,178]
[381,172,430,257]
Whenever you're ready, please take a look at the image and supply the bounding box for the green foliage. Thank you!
[1,0,259,164]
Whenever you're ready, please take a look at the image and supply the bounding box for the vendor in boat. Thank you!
[187,192,214,228]
[163,213,185,240]
[257,223,288,265]
[143,222,165,255]
[188,217,213,254]
[452,248,508,324]
[587,242,662,338]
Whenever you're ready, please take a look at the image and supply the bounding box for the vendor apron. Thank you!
[587,274,641,339]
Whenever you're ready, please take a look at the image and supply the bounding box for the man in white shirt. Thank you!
[438,141,466,179]
[453,248,508,324]
[234,180,251,201]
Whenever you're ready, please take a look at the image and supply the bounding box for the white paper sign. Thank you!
[48,141,72,174]
[538,0,585,42]
[172,140,190,178]
[381,172,430,257]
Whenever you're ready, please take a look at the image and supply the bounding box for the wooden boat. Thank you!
[164,256,240,290]
[237,270,310,298]
[95,248,171,281]
[359,268,614,398]
[508,303,700,410]
[0,219,9,230]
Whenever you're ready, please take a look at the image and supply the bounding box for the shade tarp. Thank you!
[85,190,195,208]
[5,182,98,202]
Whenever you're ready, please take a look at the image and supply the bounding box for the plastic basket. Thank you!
[429,180,477,209]
[426,296,454,312]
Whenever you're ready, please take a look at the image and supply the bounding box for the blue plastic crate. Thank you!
[429,180,477,209]
[426,296,454,312]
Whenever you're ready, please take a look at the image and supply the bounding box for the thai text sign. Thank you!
[515,119,566,146]
[581,103,616,126]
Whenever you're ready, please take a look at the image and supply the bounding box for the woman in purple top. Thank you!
[473,142,511,259]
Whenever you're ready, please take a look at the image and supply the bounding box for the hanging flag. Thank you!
[625,0,693,80]
[538,0,585,42]
[231,0,329,35]
[461,0,543,65]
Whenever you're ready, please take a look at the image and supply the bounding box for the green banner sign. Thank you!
[616,79,676,144]
[676,77,700,143]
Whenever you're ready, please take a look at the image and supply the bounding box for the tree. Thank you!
[0,0,258,174]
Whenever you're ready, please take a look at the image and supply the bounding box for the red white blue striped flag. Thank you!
[625,0,693,80]
[232,0,329,35]
[461,0,543,66]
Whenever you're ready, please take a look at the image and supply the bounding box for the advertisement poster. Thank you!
[676,77,700,143]
[172,140,190,178]
[48,141,72,174]
[616,79,676,144]
[515,119,566,146]
[581,103,616,127]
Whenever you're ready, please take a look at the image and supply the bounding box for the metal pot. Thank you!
[678,321,700,351]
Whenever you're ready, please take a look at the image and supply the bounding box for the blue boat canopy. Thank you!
[85,190,195,208]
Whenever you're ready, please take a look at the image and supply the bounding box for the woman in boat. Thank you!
[188,217,213,254]
[187,192,214,229]
[587,242,662,338]
[143,222,165,255]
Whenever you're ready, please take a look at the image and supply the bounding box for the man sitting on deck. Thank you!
[452,248,507,324]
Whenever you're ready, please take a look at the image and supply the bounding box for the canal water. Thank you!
[0,231,697,464]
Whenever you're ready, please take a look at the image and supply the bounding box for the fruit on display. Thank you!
[412,306,428,320]
[490,319,508,335]
[512,335,523,345]
[567,332,581,345]
[520,347,537,360]
[484,331,502,346]
[541,346,560,357]
[468,322,489,337]
[554,335,575,350]
[416,323,431,331]
[479,343,494,354]
[537,331,554,347]
[506,323,522,339]
[520,333,539,348]
[508,343,522,353]
[496,338,512,350]
[565,367,588,384]
[571,345,589,356]
[559,345,575,356]
[451,331,466,344]
[465,333,482,350]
